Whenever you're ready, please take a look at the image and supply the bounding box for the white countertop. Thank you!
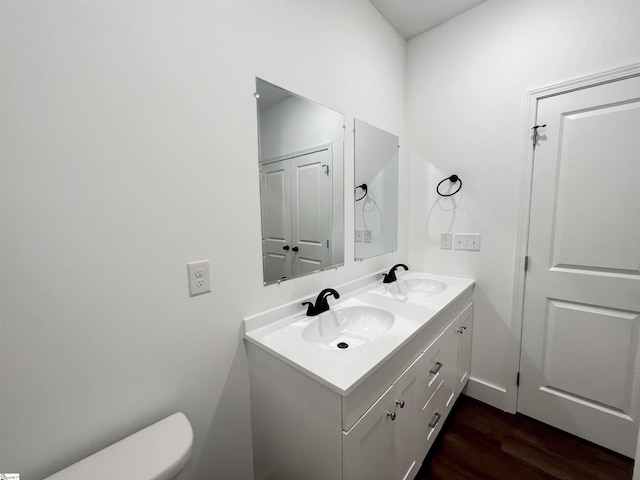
[243,272,474,396]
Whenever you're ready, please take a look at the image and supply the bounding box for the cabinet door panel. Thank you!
[343,385,395,480]
[392,360,420,480]
[344,358,422,480]
[456,304,474,395]
[440,320,459,412]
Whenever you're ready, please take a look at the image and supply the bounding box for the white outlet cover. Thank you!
[187,260,211,296]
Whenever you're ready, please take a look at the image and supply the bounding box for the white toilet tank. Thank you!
[43,412,193,480]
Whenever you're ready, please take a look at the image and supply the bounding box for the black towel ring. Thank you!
[436,175,462,197]
[355,183,368,201]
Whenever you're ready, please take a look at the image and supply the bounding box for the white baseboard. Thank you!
[464,376,508,411]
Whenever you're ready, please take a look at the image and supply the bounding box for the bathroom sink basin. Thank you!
[302,306,395,350]
[384,278,447,299]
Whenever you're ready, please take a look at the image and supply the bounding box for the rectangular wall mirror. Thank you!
[354,119,399,260]
[256,78,344,285]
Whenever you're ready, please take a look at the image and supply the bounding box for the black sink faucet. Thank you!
[302,288,340,316]
[382,264,409,284]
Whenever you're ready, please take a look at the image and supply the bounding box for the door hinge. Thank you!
[516,372,520,387]
[327,239,329,248]
[524,256,529,272]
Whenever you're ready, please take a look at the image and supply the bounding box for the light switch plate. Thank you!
[441,233,452,250]
[187,260,211,296]
[355,230,363,242]
[363,230,372,243]
[453,234,481,251]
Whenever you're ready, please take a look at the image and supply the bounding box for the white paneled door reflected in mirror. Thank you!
[354,119,399,260]
[256,78,345,285]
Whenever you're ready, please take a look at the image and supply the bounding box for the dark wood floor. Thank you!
[415,395,634,480]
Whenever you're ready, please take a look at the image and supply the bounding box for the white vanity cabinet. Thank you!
[245,279,474,480]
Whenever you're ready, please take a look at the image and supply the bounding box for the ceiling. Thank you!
[369,0,487,40]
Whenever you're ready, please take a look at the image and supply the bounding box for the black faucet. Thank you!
[382,264,408,284]
[302,288,340,316]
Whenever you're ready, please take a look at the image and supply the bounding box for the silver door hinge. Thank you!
[524,256,529,272]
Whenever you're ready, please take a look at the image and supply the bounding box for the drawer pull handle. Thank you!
[429,362,443,375]
[396,400,405,408]
[387,411,396,421]
[428,412,442,429]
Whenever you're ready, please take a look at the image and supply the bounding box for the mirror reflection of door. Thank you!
[256,78,344,285]
[261,146,332,284]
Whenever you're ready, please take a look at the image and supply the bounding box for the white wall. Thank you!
[0,1,407,479]
[406,0,640,411]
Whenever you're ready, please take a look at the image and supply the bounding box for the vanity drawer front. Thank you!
[421,340,445,408]
[420,379,448,458]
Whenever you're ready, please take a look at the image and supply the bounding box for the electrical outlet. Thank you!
[453,234,481,251]
[187,260,211,296]
[355,229,363,242]
[441,233,452,250]
[363,230,372,243]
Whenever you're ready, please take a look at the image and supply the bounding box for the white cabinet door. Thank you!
[439,319,459,414]
[456,304,473,396]
[392,359,420,480]
[343,359,420,480]
[343,382,395,480]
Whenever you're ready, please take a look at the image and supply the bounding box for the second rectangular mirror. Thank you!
[354,119,399,260]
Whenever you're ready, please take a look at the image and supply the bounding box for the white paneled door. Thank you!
[261,146,331,283]
[518,75,640,457]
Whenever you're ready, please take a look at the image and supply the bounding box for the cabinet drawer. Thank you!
[420,380,448,456]
[421,342,445,409]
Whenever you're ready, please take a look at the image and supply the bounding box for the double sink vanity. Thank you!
[251,77,475,479]
[243,269,474,480]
